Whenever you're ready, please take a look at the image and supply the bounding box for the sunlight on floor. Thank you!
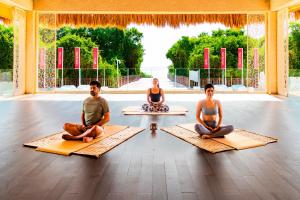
[0,93,281,102]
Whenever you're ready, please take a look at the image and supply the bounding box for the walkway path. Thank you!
[120,78,186,89]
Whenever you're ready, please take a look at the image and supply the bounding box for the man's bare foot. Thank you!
[201,134,213,139]
[62,134,78,140]
[84,126,104,138]
[83,136,94,143]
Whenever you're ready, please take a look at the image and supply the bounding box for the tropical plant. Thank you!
[0,25,13,70]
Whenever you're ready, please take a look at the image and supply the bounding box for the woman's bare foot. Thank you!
[83,136,94,143]
[201,134,213,139]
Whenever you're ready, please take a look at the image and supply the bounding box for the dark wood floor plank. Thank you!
[44,176,73,200]
[243,175,277,200]
[164,158,183,200]
[152,164,168,200]
[137,153,154,195]
[175,159,197,194]
[182,192,198,200]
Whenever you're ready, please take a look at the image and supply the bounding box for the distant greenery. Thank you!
[55,34,117,80]
[289,69,300,77]
[0,25,13,70]
[56,27,144,76]
[57,34,95,69]
[140,71,152,78]
[289,22,300,77]
[166,29,265,78]
[36,26,145,86]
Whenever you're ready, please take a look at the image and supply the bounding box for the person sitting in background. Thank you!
[142,78,169,112]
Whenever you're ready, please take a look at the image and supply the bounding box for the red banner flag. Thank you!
[220,48,226,70]
[57,47,63,69]
[39,48,46,69]
[74,47,80,69]
[238,48,243,70]
[204,48,210,69]
[93,47,98,69]
[254,48,259,69]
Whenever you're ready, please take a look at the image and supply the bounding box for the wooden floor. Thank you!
[1,94,300,200]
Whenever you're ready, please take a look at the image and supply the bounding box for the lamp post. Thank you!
[116,59,121,88]
[99,49,104,86]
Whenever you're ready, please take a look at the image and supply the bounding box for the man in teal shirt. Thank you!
[62,81,110,142]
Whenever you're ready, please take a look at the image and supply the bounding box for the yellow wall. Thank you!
[0,0,32,10]
[266,11,277,94]
[0,2,13,19]
[25,11,37,94]
[271,0,300,11]
[34,0,269,12]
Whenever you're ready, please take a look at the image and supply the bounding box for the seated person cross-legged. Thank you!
[62,80,110,143]
[194,83,233,139]
[142,78,169,112]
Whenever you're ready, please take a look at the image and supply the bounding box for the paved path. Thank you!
[120,78,186,89]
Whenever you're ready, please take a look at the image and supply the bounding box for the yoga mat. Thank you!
[160,126,234,153]
[24,124,128,156]
[122,106,188,115]
[177,123,278,150]
[74,127,144,157]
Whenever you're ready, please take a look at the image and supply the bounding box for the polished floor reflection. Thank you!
[0,94,300,200]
